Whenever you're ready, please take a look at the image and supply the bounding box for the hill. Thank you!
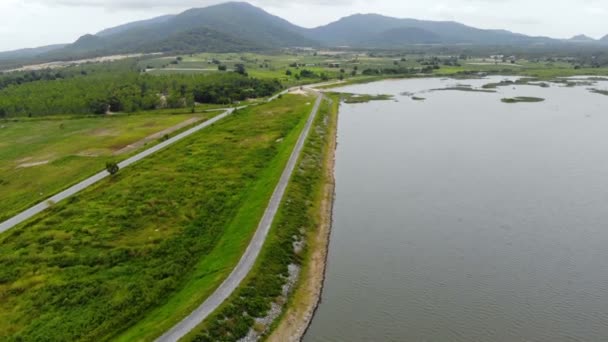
[7,1,608,64]
[305,13,553,46]
[359,27,442,47]
[46,2,314,59]
[569,34,596,42]
[601,35,608,43]
[96,15,176,37]
[0,44,67,61]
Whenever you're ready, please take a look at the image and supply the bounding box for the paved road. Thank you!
[156,93,323,342]
[0,109,234,234]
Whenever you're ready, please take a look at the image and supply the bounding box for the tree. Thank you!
[285,69,292,76]
[218,65,227,71]
[234,64,247,76]
[106,162,119,175]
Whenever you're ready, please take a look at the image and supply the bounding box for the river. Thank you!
[305,76,608,341]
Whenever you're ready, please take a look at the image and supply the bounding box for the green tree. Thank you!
[106,162,119,175]
[234,64,247,76]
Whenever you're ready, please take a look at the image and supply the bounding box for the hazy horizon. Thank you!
[1,0,607,52]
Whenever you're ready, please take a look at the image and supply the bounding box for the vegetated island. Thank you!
[501,96,545,103]
[431,86,496,93]
[334,92,394,103]
[590,88,608,96]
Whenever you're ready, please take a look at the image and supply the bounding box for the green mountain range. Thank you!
[3,1,608,62]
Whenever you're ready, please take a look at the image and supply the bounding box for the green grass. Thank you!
[181,96,337,342]
[0,94,313,342]
[0,111,218,222]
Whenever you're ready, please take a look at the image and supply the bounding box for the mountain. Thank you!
[601,35,608,43]
[47,2,314,59]
[305,13,553,46]
[96,15,176,37]
[569,34,595,42]
[8,1,607,64]
[359,27,442,47]
[0,44,67,61]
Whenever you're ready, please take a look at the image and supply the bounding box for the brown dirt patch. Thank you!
[17,160,50,168]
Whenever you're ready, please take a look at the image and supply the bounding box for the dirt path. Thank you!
[267,97,338,342]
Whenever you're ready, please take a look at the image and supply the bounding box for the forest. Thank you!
[0,65,282,117]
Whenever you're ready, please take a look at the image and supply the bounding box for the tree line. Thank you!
[0,70,282,117]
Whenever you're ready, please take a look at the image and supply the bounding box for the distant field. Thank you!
[139,52,608,86]
[0,111,218,222]
[0,94,313,342]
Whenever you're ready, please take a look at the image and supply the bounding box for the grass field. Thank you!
[0,111,222,222]
[139,52,608,88]
[0,94,313,341]
[180,96,338,341]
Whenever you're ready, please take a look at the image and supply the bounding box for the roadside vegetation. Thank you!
[181,96,338,342]
[0,95,311,342]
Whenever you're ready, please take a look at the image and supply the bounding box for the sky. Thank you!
[1,0,607,52]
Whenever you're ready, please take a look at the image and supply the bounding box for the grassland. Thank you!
[148,53,606,77]
[0,94,312,341]
[180,95,338,342]
[0,110,221,222]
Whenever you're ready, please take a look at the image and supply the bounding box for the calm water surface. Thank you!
[304,77,608,341]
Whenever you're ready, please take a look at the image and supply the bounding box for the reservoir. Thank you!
[305,77,608,341]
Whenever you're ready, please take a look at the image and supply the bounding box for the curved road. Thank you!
[0,109,234,234]
[156,93,323,342]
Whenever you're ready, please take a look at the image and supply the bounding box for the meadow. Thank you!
[0,94,313,341]
[0,111,221,222]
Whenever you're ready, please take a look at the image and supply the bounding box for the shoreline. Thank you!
[267,97,338,342]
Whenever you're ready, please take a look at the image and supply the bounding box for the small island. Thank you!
[501,96,545,103]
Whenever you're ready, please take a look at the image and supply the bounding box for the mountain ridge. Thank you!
[3,1,608,62]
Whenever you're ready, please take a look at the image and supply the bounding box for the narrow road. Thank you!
[156,93,323,342]
[0,109,234,234]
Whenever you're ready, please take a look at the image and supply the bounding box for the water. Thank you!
[304,77,608,342]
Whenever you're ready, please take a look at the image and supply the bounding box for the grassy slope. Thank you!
[0,94,311,341]
[0,111,218,222]
[116,95,314,342]
[265,95,338,341]
[180,96,337,342]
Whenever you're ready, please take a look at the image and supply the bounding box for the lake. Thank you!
[304,76,608,341]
